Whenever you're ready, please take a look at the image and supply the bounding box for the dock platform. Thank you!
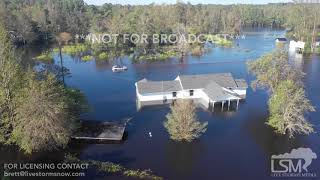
[72,121,126,141]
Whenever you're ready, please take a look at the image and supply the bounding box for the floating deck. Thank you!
[72,121,126,141]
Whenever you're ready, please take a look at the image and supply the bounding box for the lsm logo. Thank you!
[271,147,317,178]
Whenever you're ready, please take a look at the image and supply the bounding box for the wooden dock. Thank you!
[72,121,126,141]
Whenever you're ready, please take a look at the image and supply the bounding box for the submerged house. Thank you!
[289,40,305,54]
[135,73,248,111]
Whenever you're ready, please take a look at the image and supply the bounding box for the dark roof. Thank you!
[235,79,248,88]
[136,80,182,94]
[179,73,237,89]
[275,38,287,42]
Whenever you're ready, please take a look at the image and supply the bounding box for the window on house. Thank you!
[172,92,177,97]
[189,90,194,96]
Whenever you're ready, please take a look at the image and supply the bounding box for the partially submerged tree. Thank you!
[268,80,315,138]
[248,51,315,138]
[56,32,72,85]
[248,51,303,93]
[164,100,207,142]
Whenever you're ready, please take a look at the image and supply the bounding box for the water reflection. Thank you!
[165,140,205,179]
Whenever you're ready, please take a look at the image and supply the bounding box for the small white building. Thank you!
[135,73,248,111]
[289,40,305,54]
[315,38,320,47]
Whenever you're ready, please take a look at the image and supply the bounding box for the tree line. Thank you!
[1,0,319,48]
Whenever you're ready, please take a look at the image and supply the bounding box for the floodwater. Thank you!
[1,29,320,180]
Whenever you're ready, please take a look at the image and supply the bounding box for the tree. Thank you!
[0,24,22,142]
[0,25,85,153]
[248,51,315,138]
[248,51,303,93]
[268,80,315,138]
[10,72,78,153]
[164,100,207,142]
[56,32,72,85]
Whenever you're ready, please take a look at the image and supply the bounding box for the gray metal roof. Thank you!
[203,82,230,102]
[137,80,182,94]
[235,79,248,88]
[179,73,238,90]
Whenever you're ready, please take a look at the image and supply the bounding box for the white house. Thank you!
[289,40,305,54]
[135,73,248,111]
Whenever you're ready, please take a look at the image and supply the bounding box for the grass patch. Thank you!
[97,52,108,60]
[61,43,90,55]
[65,154,162,180]
[205,34,233,47]
[123,169,161,180]
[137,50,177,61]
[81,55,93,61]
[34,51,53,63]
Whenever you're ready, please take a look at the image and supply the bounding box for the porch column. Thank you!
[236,99,240,110]
[212,101,215,112]
[222,101,225,111]
[228,100,231,111]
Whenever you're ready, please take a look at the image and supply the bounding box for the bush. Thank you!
[191,45,203,56]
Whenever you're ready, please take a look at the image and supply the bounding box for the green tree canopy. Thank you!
[268,80,315,138]
[248,51,303,93]
[0,24,85,153]
[248,51,315,138]
[164,100,207,142]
